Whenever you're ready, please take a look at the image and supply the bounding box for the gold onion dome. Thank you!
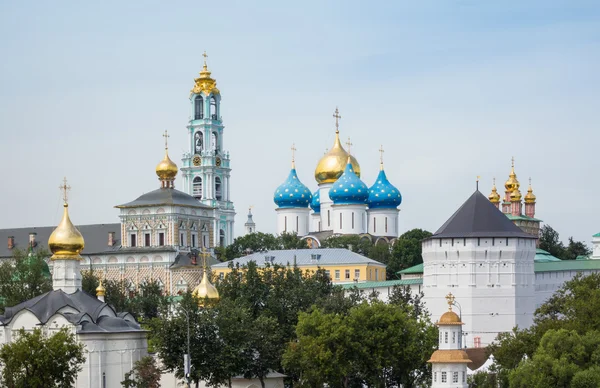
[524,179,536,204]
[156,150,178,181]
[48,203,85,261]
[192,271,219,304]
[191,52,220,96]
[96,280,106,297]
[315,131,360,184]
[510,188,522,201]
[504,158,520,192]
[488,179,501,203]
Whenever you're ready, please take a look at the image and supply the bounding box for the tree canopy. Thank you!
[539,225,591,260]
[0,327,85,388]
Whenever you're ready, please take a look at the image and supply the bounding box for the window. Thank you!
[296,216,299,232]
[444,332,448,343]
[335,270,340,280]
[474,336,481,348]
[219,229,225,247]
[284,216,287,233]
[385,217,388,233]
[434,372,437,382]
[352,212,354,229]
[210,95,217,119]
[375,268,379,280]
[373,217,376,233]
[463,371,466,383]
[345,269,350,279]
[478,237,481,246]
[130,234,136,247]
[193,177,203,199]
[180,233,185,246]
[339,213,342,229]
[452,331,456,343]
[194,131,203,152]
[354,269,360,279]
[441,372,447,383]
[194,95,204,119]
[144,233,150,247]
[453,372,459,383]
[215,177,222,201]
[159,232,165,246]
[325,270,331,279]
[327,210,330,227]
[219,273,224,280]
[191,234,196,248]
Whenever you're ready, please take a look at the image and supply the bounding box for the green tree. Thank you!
[388,228,432,276]
[564,237,592,260]
[0,248,52,313]
[104,279,132,313]
[133,279,170,321]
[81,264,100,296]
[321,235,372,255]
[121,356,161,388]
[241,313,284,388]
[224,232,280,260]
[277,231,307,249]
[0,327,85,388]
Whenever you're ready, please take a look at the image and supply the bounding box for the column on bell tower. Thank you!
[180,52,236,247]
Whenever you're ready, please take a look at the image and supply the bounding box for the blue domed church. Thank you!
[273,108,402,247]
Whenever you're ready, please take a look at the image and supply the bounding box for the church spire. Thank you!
[156,130,178,189]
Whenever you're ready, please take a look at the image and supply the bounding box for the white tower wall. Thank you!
[367,208,399,237]
[422,237,536,347]
[276,208,310,236]
[311,213,321,233]
[331,204,368,235]
[318,183,334,231]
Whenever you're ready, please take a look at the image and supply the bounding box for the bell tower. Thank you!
[181,52,236,247]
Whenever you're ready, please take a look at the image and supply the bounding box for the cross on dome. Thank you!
[59,177,71,204]
[379,145,385,169]
[202,51,208,66]
[163,130,170,150]
[200,247,211,269]
[333,107,341,133]
[345,137,353,154]
[291,143,296,167]
[445,292,455,311]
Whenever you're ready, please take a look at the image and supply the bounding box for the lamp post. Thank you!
[452,299,468,348]
[181,307,192,388]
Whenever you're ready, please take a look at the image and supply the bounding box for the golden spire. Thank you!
[156,130,178,187]
[48,178,85,261]
[333,107,341,134]
[488,178,501,203]
[96,278,106,297]
[379,145,385,170]
[445,292,455,312]
[291,143,296,169]
[504,156,520,192]
[314,108,361,184]
[191,51,220,96]
[524,177,537,204]
[192,247,220,305]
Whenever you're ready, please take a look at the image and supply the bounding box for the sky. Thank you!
[0,1,598,245]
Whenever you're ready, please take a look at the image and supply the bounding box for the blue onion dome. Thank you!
[368,168,402,208]
[310,189,321,213]
[274,168,312,208]
[329,161,369,205]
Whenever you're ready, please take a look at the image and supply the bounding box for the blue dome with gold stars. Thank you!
[310,189,321,213]
[329,162,369,205]
[368,169,402,209]
[274,168,312,208]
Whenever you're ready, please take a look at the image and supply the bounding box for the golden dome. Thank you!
[438,311,462,325]
[504,158,520,192]
[156,150,178,181]
[428,349,472,364]
[524,179,536,204]
[510,188,522,202]
[192,270,219,305]
[96,280,106,297]
[48,203,85,261]
[488,178,500,203]
[190,52,220,96]
[315,131,360,184]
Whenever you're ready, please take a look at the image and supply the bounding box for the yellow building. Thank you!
[211,248,387,283]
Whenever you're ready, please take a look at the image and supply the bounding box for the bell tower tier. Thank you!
[180,53,236,247]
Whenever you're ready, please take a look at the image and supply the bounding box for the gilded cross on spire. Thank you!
[379,145,385,164]
[445,292,455,312]
[202,51,208,68]
[511,156,515,168]
[59,177,71,204]
[200,247,211,270]
[291,143,296,167]
[163,130,170,151]
[345,137,353,154]
[333,107,341,134]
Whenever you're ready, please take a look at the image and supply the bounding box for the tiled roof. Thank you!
[432,191,535,239]
[340,278,423,290]
[212,248,385,268]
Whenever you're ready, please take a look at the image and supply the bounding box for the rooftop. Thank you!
[340,278,422,290]
[116,188,212,209]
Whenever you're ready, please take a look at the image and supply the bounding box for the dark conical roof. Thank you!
[432,191,535,239]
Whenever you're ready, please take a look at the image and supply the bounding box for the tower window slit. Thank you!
[194,95,204,119]
[339,213,342,229]
[385,217,388,233]
[352,212,354,229]
[210,95,217,119]
[296,216,299,232]
[373,217,376,233]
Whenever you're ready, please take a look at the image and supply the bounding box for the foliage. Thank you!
[321,235,372,255]
[539,225,591,260]
[223,232,308,260]
[121,356,161,388]
[283,300,437,388]
[0,248,52,313]
[388,229,432,277]
[0,327,85,388]
[81,265,100,296]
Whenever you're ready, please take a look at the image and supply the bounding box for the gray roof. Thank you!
[116,188,212,209]
[431,191,536,239]
[212,248,386,268]
[0,223,121,258]
[0,289,143,333]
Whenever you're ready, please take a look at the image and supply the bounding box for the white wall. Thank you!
[276,208,310,236]
[331,204,367,235]
[367,208,399,237]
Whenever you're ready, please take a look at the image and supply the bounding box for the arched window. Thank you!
[210,96,217,119]
[193,176,202,199]
[194,131,203,153]
[194,95,204,119]
[211,131,218,152]
[215,177,222,201]
[219,229,225,247]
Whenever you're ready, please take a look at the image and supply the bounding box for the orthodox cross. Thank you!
[511,156,515,168]
[333,107,341,133]
[445,292,455,311]
[59,177,71,204]
[529,177,532,186]
[203,51,208,67]
[379,145,385,164]
[493,177,496,186]
[291,143,296,163]
[163,130,170,150]
[200,247,211,270]
[345,137,353,154]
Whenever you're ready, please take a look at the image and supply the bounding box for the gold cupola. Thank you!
[48,178,85,261]
[504,157,520,192]
[488,178,501,204]
[191,51,220,96]
[314,108,360,184]
[524,178,536,204]
[192,249,219,306]
[156,130,178,188]
[96,279,106,297]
